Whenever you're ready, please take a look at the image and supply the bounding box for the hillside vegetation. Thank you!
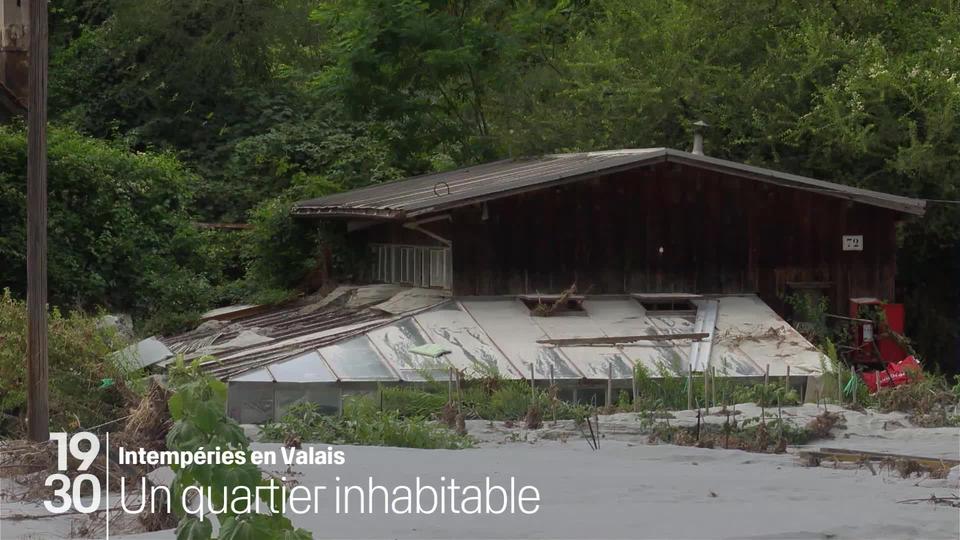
[0,0,954,369]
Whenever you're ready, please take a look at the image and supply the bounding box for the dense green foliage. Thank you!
[260,399,474,449]
[167,358,313,540]
[0,125,221,333]
[4,0,957,368]
[0,289,131,434]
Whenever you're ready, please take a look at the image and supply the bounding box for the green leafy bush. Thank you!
[731,383,801,408]
[379,379,591,423]
[633,363,696,411]
[166,358,313,540]
[872,372,960,427]
[631,363,803,411]
[379,386,448,418]
[465,381,541,420]
[0,289,132,435]
[0,126,213,333]
[260,399,473,449]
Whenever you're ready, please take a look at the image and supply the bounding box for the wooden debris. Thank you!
[537,333,710,346]
[526,283,581,316]
[798,447,958,478]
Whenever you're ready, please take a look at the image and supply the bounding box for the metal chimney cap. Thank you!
[691,120,708,155]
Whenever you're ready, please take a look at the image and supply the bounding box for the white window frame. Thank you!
[371,244,451,289]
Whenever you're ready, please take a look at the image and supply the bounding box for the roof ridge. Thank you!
[292,148,926,218]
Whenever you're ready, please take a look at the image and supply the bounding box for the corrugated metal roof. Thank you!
[292,148,926,218]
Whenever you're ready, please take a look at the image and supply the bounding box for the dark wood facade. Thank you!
[356,162,903,313]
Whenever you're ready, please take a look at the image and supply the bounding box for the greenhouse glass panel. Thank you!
[275,383,341,417]
[318,336,397,381]
[226,382,274,424]
[367,319,451,381]
[229,368,274,382]
[562,348,635,379]
[415,303,521,378]
[268,351,337,383]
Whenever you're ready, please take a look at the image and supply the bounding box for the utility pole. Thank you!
[26,0,49,442]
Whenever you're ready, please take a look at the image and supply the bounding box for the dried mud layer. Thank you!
[2,405,958,539]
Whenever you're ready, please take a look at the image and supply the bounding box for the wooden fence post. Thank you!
[26,0,50,443]
[704,367,710,415]
[530,363,536,402]
[838,365,843,405]
[606,363,613,407]
[850,365,857,406]
[711,366,717,410]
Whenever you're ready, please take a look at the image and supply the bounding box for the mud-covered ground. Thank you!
[3,405,958,539]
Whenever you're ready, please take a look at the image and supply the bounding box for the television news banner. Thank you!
[15,431,542,536]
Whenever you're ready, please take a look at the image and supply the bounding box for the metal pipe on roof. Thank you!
[691,120,709,155]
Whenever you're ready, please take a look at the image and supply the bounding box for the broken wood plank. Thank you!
[518,293,586,302]
[631,293,703,300]
[536,333,710,346]
[799,447,959,469]
[818,447,960,467]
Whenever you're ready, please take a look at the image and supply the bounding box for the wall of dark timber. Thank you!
[358,163,903,313]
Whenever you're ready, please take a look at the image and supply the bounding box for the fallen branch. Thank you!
[896,495,959,507]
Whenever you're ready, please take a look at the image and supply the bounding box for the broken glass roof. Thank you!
[318,336,399,382]
[221,294,826,383]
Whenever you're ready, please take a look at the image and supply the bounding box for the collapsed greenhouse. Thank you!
[117,284,827,423]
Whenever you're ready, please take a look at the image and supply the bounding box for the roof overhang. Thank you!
[663,151,926,216]
[292,148,926,220]
[292,207,407,220]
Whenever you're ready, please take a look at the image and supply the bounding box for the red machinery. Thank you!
[847,298,921,392]
[860,356,921,393]
[848,297,907,366]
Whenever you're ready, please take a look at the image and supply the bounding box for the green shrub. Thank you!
[379,386,448,418]
[166,358,313,540]
[261,399,473,449]
[633,363,697,411]
[0,125,214,330]
[478,381,540,420]
[731,383,801,408]
[0,289,133,435]
[872,371,960,427]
